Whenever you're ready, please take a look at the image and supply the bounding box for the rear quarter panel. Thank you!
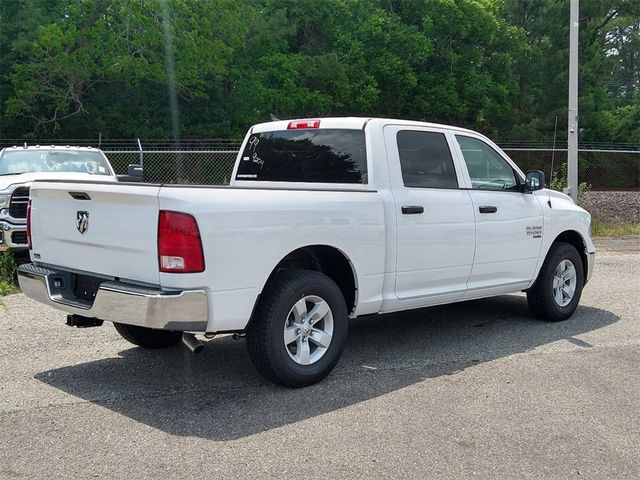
[158,187,386,332]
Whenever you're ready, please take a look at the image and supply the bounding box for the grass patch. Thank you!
[0,252,19,296]
[0,279,18,295]
[591,219,640,237]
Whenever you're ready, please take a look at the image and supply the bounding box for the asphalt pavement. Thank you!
[1,236,638,479]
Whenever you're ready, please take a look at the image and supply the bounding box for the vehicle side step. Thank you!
[66,314,104,328]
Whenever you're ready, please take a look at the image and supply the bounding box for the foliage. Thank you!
[0,279,17,296]
[1,0,247,138]
[0,252,18,296]
[0,252,16,281]
[549,162,590,203]
[0,0,638,143]
[504,0,640,143]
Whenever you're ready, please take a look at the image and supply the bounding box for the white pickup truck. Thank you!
[0,145,118,252]
[18,118,594,387]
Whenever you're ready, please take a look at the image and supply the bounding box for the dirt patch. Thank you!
[593,236,640,255]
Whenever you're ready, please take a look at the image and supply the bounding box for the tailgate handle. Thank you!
[68,191,91,200]
[402,205,424,215]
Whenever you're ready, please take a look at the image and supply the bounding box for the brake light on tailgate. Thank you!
[158,211,205,273]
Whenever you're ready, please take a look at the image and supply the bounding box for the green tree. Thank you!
[1,0,637,144]
[504,0,640,143]
[3,0,247,138]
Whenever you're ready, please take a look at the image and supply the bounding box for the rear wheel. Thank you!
[113,323,182,348]
[527,242,584,322]
[247,270,349,387]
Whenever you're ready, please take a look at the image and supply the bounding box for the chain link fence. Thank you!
[105,149,239,185]
[1,139,637,189]
[105,146,638,190]
[502,148,639,190]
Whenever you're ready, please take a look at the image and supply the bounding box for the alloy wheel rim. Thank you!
[284,295,334,365]
[552,259,577,307]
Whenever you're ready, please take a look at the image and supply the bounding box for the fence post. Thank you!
[137,138,144,167]
[567,0,579,202]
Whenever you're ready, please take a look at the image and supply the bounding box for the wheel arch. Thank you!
[247,245,358,329]
[549,230,589,285]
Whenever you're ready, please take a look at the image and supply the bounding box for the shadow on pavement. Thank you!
[35,294,619,440]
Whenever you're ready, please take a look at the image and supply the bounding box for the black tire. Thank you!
[246,270,349,387]
[113,323,182,349]
[527,242,584,322]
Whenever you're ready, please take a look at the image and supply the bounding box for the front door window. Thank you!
[456,136,519,191]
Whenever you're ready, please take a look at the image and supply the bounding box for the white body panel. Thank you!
[465,190,543,292]
[529,189,595,286]
[25,118,594,333]
[382,125,476,305]
[0,171,117,192]
[30,183,162,285]
[157,187,386,331]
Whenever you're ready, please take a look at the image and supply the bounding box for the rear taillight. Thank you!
[287,119,320,129]
[158,211,205,273]
[26,200,32,250]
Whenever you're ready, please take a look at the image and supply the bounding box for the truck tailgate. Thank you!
[29,182,161,285]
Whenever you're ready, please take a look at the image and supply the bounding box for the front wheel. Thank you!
[113,323,182,348]
[246,270,349,387]
[527,242,584,322]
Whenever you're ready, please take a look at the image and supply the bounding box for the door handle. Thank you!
[402,205,424,215]
[479,206,498,214]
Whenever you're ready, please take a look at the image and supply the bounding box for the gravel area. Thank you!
[593,235,640,254]
[581,190,640,223]
[1,240,639,479]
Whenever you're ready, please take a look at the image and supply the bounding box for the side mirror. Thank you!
[525,170,545,192]
[127,164,144,178]
[117,164,144,183]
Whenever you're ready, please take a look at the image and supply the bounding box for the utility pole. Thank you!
[567,0,579,202]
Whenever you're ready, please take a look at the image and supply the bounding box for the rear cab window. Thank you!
[236,129,367,184]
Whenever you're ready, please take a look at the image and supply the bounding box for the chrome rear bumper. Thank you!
[18,263,208,332]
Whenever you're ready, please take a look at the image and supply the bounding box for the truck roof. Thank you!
[250,117,481,136]
[1,145,101,153]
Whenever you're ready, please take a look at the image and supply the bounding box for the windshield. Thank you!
[236,129,367,183]
[0,150,112,176]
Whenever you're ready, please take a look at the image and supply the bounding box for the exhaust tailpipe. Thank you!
[182,333,204,354]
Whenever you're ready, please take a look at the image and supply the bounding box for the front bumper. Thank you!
[18,263,208,332]
[0,221,28,252]
[585,251,595,285]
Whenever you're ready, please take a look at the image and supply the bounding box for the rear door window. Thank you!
[236,129,367,183]
[396,130,458,189]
